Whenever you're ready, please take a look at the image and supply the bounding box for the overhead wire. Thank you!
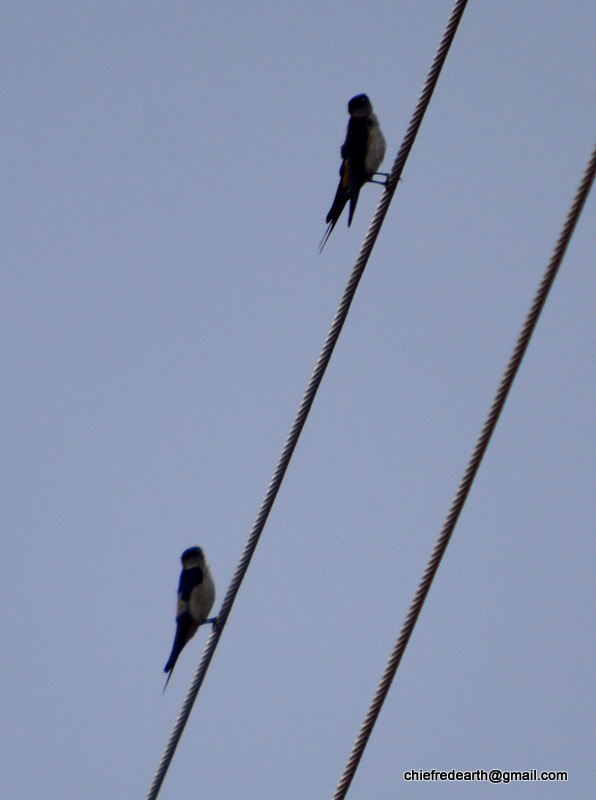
[330,140,596,800]
[146,0,470,796]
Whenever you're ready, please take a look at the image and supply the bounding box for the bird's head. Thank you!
[181,546,205,568]
[348,94,373,118]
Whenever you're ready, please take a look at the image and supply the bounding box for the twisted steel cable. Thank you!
[330,141,596,800]
[146,1,470,797]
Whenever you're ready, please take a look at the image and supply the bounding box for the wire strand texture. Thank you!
[146,1,471,796]
[330,140,596,800]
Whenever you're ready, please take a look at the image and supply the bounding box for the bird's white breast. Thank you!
[365,115,386,176]
[189,563,216,623]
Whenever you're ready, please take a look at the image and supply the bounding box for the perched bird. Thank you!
[163,546,216,692]
[320,93,387,252]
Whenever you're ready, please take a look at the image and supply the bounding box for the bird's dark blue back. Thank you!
[178,566,203,600]
[344,116,369,182]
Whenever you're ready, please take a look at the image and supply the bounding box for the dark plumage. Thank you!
[163,546,216,692]
[320,94,386,252]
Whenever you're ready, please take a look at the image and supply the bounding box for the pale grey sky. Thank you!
[2,2,595,798]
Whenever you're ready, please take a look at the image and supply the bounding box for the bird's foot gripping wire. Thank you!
[369,172,389,186]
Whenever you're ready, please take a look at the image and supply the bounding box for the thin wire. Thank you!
[146,0,471,796]
[330,141,596,800]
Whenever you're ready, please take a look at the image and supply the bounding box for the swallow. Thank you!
[163,546,216,692]
[320,94,387,252]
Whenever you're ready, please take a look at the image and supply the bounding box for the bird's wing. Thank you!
[320,159,350,252]
[163,609,198,693]
[345,117,368,226]
[177,566,203,601]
